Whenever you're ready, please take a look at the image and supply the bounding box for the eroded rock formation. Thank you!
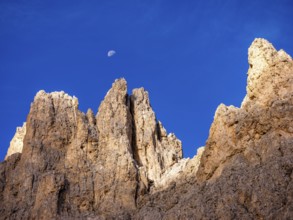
[135,38,293,219]
[1,38,293,219]
[1,78,182,219]
[4,123,26,160]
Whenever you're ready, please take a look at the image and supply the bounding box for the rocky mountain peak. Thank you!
[2,75,184,218]
[248,38,291,71]
[34,90,79,107]
[1,38,293,219]
[130,86,182,186]
[242,38,293,109]
[98,78,128,108]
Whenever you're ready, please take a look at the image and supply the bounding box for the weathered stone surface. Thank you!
[197,38,293,183]
[242,38,293,109]
[1,90,79,219]
[1,38,293,219]
[5,122,26,160]
[156,146,204,190]
[135,38,293,219]
[130,88,182,190]
[0,78,183,219]
[94,78,137,214]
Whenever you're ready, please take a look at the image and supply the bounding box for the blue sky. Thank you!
[1,0,293,160]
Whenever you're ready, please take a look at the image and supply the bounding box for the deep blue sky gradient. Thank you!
[1,0,293,160]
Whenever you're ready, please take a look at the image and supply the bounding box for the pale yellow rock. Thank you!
[242,38,293,109]
[5,122,26,160]
[130,87,182,188]
[156,146,205,190]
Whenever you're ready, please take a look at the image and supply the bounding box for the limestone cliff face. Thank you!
[1,79,182,219]
[1,38,293,219]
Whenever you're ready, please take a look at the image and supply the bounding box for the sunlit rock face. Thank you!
[5,123,26,160]
[130,87,182,191]
[1,38,293,219]
[242,38,293,109]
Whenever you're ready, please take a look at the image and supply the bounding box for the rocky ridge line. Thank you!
[1,38,293,219]
[2,78,185,219]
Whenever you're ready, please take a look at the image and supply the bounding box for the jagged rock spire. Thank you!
[130,87,182,187]
[242,38,292,108]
